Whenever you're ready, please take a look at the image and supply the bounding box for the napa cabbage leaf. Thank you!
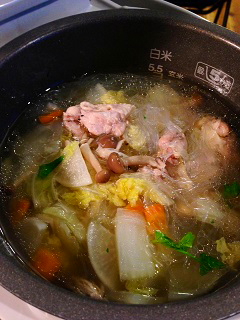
[62,177,173,209]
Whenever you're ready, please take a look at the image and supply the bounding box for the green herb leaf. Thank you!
[154,231,195,253]
[223,182,240,198]
[199,253,225,276]
[154,231,225,275]
[37,155,64,179]
[178,232,195,250]
[154,231,178,249]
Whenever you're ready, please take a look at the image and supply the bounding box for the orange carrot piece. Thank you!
[38,110,63,124]
[144,203,168,234]
[125,202,168,234]
[11,198,31,225]
[32,248,61,280]
[125,201,145,214]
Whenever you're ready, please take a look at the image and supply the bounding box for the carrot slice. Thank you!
[144,203,168,234]
[125,202,168,234]
[11,198,31,225]
[125,201,145,214]
[32,248,61,280]
[38,110,63,124]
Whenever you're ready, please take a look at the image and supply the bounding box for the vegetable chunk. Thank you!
[55,141,92,187]
[63,176,172,209]
[115,208,155,281]
[32,248,61,280]
[87,222,121,290]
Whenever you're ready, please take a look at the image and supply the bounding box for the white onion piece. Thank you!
[55,141,92,187]
[87,222,121,290]
[115,208,155,281]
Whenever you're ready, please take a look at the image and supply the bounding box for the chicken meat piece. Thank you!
[80,101,133,137]
[186,116,236,185]
[63,101,134,139]
[158,124,187,165]
[63,105,85,139]
[193,116,231,157]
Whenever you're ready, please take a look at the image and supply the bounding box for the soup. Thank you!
[1,74,240,304]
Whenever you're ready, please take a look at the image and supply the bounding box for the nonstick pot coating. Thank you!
[1,7,240,320]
